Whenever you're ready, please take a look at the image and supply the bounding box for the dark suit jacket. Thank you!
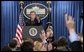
[70,41,82,51]
[25,18,42,26]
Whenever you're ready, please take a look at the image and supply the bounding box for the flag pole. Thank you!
[19,1,24,10]
[46,1,51,22]
[19,1,24,26]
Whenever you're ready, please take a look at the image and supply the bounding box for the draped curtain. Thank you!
[1,1,18,48]
[51,1,83,40]
[1,1,83,48]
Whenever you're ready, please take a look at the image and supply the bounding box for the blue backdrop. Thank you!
[1,1,83,48]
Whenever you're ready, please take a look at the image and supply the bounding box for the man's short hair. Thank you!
[30,11,36,14]
[9,39,17,48]
[21,41,33,51]
[57,36,67,46]
[34,41,42,51]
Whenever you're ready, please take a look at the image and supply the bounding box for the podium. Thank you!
[23,26,43,41]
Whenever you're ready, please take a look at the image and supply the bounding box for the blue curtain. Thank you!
[51,1,83,40]
[1,1,83,48]
[1,1,18,48]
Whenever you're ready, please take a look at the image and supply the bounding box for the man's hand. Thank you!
[65,14,79,42]
[40,30,47,41]
[65,14,75,32]
[36,16,40,22]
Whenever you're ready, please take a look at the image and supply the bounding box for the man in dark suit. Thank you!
[25,11,42,26]
[65,14,82,51]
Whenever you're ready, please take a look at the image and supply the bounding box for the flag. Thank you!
[15,7,24,45]
[15,24,23,44]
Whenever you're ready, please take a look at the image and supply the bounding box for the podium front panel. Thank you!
[23,26,43,41]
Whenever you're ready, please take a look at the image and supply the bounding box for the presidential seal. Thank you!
[29,28,37,36]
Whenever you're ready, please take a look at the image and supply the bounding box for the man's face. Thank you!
[30,12,36,19]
